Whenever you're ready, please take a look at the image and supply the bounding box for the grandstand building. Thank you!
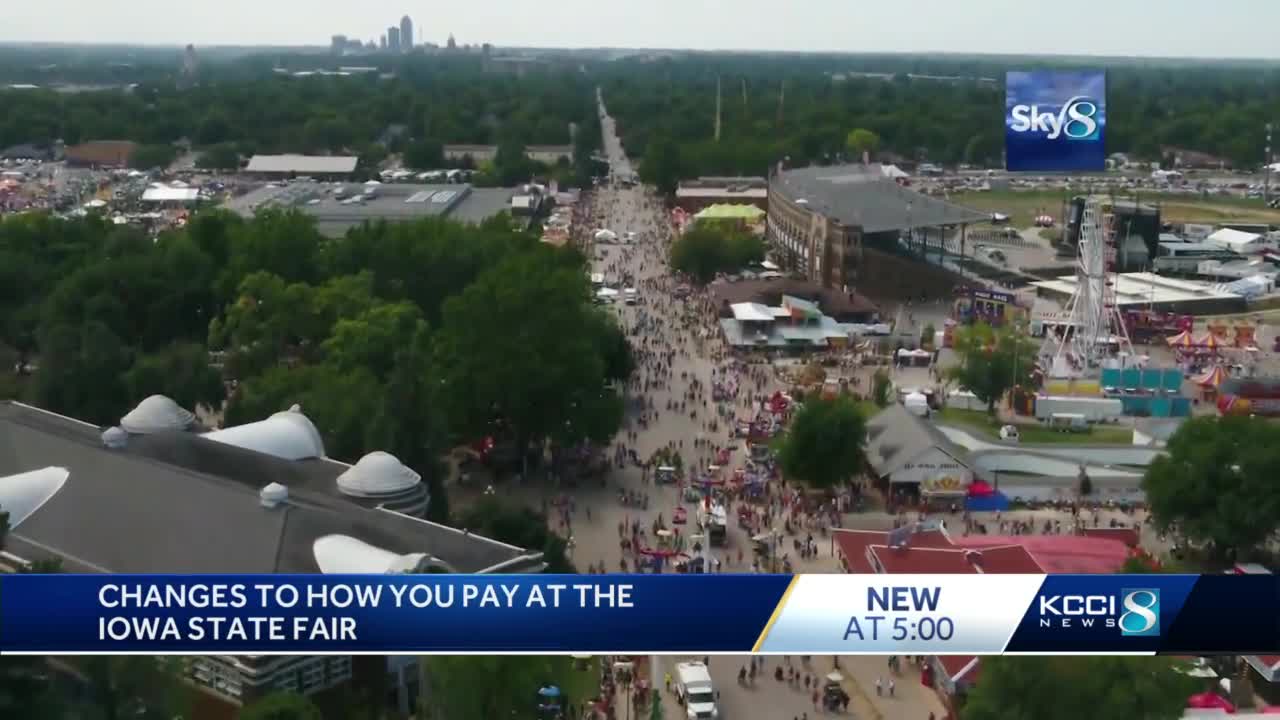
[767,164,987,291]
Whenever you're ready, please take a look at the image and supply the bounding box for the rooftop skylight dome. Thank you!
[120,395,196,434]
[312,535,454,574]
[336,451,421,498]
[202,404,326,460]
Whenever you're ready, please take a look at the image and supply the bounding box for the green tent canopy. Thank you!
[694,203,765,221]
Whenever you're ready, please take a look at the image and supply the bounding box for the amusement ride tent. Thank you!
[1196,332,1222,350]
[1166,330,1196,348]
[1196,366,1227,389]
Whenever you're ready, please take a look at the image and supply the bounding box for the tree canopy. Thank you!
[1,56,593,158]
[422,656,581,720]
[0,200,630,530]
[1142,415,1280,563]
[962,656,1198,720]
[946,322,1038,413]
[238,691,323,720]
[601,55,1280,176]
[776,396,868,489]
[669,224,764,283]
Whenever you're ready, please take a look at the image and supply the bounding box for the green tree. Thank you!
[638,134,682,195]
[129,144,177,170]
[195,143,241,171]
[32,322,133,426]
[322,302,426,379]
[962,656,1197,720]
[670,225,762,283]
[403,138,445,170]
[457,496,575,573]
[871,369,892,407]
[946,322,1038,414]
[1076,465,1093,498]
[75,657,187,720]
[845,128,880,159]
[421,656,574,720]
[225,364,383,462]
[124,342,224,412]
[435,249,622,475]
[239,691,322,720]
[920,322,936,348]
[776,396,868,489]
[1142,415,1280,563]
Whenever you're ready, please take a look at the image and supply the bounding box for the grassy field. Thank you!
[949,189,1280,228]
[937,407,1135,445]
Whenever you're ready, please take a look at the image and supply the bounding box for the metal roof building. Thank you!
[245,154,359,176]
[223,182,517,237]
[767,163,987,290]
[772,164,988,233]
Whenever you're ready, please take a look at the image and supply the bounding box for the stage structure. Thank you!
[1041,198,1134,378]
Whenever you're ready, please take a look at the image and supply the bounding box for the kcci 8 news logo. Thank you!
[1005,70,1106,172]
[1038,588,1161,637]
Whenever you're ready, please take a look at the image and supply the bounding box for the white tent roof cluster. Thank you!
[142,185,200,203]
[1206,228,1264,252]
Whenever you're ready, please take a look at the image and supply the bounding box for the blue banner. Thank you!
[0,574,791,653]
[0,574,1274,654]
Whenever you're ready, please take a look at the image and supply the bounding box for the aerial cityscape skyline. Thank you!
[3,0,1280,59]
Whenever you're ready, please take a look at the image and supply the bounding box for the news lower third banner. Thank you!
[1,574,1275,654]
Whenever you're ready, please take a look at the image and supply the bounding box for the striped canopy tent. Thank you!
[1165,330,1196,348]
[1196,365,1227,388]
[1196,332,1222,350]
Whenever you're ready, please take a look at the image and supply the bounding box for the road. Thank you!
[582,88,949,720]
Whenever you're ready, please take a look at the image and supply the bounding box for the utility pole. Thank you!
[714,75,722,143]
[776,79,785,127]
[1266,123,1273,205]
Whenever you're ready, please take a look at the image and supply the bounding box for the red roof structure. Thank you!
[951,535,1129,574]
[868,546,981,574]
[1081,527,1140,548]
[937,655,981,684]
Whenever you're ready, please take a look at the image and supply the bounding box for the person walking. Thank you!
[875,676,882,697]
[888,678,895,698]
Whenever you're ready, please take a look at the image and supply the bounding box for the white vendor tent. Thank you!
[1206,228,1267,254]
[730,303,776,322]
[141,186,199,202]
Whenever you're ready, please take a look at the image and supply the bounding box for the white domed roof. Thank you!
[202,406,326,460]
[312,535,452,574]
[0,467,69,529]
[121,395,195,434]
[336,451,421,497]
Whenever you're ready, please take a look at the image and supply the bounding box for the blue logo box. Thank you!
[1006,71,1106,172]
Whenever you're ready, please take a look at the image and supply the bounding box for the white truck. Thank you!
[1033,396,1123,423]
[675,662,720,720]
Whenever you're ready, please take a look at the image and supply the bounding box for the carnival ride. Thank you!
[1041,198,1135,379]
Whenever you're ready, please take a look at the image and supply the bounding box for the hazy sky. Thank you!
[4,0,1276,58]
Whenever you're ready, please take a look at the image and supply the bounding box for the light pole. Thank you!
[1266,123,1273,206]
